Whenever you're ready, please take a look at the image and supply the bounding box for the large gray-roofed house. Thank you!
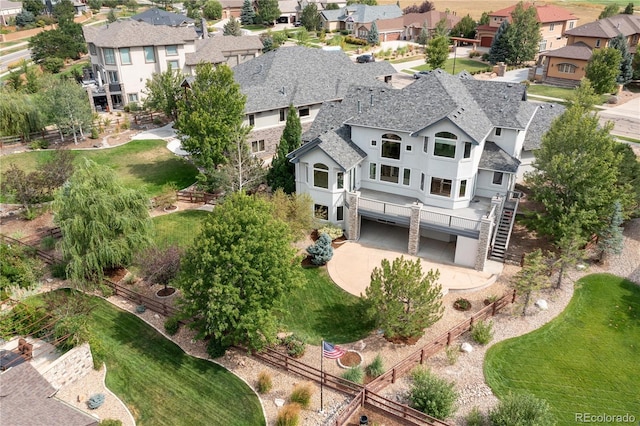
[83,20,197,48]
[132,7,195,26]
[523,103,565,151]
[185,35,263,68]
[233,46,395,114]
[321,4,402,31]
[0,363,99,426]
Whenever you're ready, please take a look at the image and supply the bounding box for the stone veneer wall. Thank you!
[42,343,94,390]
[407,203,422,255]
[249,122,313,161]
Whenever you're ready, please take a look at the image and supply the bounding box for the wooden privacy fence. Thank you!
[0,129,64,147]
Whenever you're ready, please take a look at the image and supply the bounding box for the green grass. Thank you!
[411,58,491,75]
[280,267,374,344]
[484,274,640,424]
[48,290,264,425]
[615,135,640,144]
[527,84,610,103]
[152,210,210,249]
[0,139,198,198]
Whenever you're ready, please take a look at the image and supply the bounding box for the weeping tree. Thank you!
[0,91,44,138]
[53,158,153,286]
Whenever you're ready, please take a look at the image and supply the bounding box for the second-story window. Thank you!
[492,172,504,185]
[299,107,310,117]
[495,127,502,136]
[144,46,156,63]
[549,23,555,31]
[167,60,179,70]
[279,108,286,121]
[104,48,116,65]
[337,172,344,189]
[381,133,401,160]
[595,39,601,48]
[463,142,472,159]
[313,163,329,189]
[120,48,131,65]
[166,45,178,56]
[434,131,457,158]
[89,43,96,55]
[249,114,255,126]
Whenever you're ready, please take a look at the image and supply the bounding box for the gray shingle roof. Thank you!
[565,14,640,39]
[344,70,493,142]
[479,141,520,173]
[523,103,565,151]
[289,129,366,170]
[186,35,263,65]
[132,8,194,26]
[541,42,592,60]
[0,363,99,426]
[83,20,197,48]
[462,78,536,129]
[321,4,402,23]
[232,46,395,113]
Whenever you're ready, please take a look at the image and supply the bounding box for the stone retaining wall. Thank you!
[42,343,94,390]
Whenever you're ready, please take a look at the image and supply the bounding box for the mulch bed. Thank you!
[339,351,362,368]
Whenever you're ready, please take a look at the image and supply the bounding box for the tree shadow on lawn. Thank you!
[610,277,640,331]
[311,299,375,344]
[125,157,197,193]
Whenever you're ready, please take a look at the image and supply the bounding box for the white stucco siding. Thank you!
[516,150,535,183]
[489,127,519,157]
[454,235,478,267]
[476,169,509,198]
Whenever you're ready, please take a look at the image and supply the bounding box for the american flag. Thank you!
[322,341,346,359]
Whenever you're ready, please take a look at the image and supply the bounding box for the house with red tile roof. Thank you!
[476,3,578,51]
[355,11,461,42]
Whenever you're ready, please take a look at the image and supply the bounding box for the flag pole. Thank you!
[320,339,324,413]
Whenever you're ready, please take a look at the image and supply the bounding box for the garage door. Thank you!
[384,32,401,41]
[480,36,493,47]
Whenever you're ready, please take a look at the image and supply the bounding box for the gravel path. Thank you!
[30,219,640,425]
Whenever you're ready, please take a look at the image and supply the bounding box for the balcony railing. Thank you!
[108,83,122,93]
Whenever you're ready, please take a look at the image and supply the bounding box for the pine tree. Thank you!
[598,200,624,263]
[307,233,333,265]
[609,34,634,86]
[512,249,549,316]
[368,20,379,45]
[623,2,634,14]
[416,22,429,46]
[240,0,256,25]
[488,20,509,64]
[267,104,300,194]
[223,16,242,36]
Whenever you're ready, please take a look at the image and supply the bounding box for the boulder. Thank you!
[460,343,473,353]
[535,299,548,310]
[274,398,285,407]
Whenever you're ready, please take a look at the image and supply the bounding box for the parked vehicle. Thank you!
[294,21,302,27]
[356,54,375,63]
[413,71,430,79]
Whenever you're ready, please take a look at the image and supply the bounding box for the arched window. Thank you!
[313,163,329,189]
[381,133,402,160]
[434,132,458,158]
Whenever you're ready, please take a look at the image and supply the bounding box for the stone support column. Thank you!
[408,202,422,256]
[345,191,360,241]
[475,215,494,271]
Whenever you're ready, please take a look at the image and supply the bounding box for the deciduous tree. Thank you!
[213,124,266,193]
[240,0,256,24]
[256,0,280,24]
[29,23,87,64]
[585,47,622,94]
[53,158,153,285]
[504,2,541,65]
[203,0,222,19]
[268,189,314,241]
[425,36,449,70]
[450,14,476,39]
[267,104,300,193]
[22,0,44,16]
[300,3,320,31]
[524,81,631,243]
[366,256,443,340]
[0,90,43,137]
[479,11,490,26]
[175,63,246,170]
[143,68,184,120]
[402,1,433,14]
[41,79,92,144]
[175,191,304,352]
[599,4,620,19]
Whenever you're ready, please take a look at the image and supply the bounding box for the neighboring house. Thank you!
[356,11,461,42]
[0,0,21,26]
[230,46,395,162]
[220,0,244,18]
[43,0,86,16]
[132,7,195,27]
[288,70,560,270]
[277,0,298,23]
[186,35,263,69]
[299,0,347,14]
[0,362,99,426]
[83,20,261,111]
[537,14,640,86]
[83,20,198,111]
[320,4,403,32]
[476,3,578,50]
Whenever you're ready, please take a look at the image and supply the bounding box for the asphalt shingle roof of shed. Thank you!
[523,103,565,151]
[132,8,194,26]
[479,141,520,172]
[344,70,493,143]
[186,35,263,65]
[232,46,395,114]
[83,20,197,48]
[565,14,640,39]
[0,363,99,426]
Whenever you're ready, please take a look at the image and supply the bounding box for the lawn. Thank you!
[484,274,640,424]
[0,139,198,199]
[280,267,374,345]
[47,290,265,426]
[411,58,491,75]
[152,210,210,249]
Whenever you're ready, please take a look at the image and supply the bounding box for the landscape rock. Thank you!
[535,299,548,310]
[274,398,285,407]
[460,343,473,353]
